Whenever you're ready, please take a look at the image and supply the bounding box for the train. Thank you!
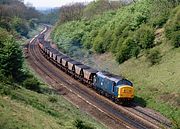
[36,27,134,104]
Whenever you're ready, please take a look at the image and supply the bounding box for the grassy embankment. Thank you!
[51,0,180,128]
[0,83,105,129]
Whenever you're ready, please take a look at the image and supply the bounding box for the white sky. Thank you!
[24,0,94,8]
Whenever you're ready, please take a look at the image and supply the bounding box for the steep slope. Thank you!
[0,82,105,129]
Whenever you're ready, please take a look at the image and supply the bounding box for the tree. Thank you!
[12,17,29,37]
[116,37,137,63]
[93,35,104,53]
[134,25,155,49]
[165,6,180,48]
[59,3,85,24]
[147,49,161,65]
[83,0,123,19]
[0,28,23,80]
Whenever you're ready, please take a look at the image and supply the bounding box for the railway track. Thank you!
[125,104,172,129]
[26,27,172,129]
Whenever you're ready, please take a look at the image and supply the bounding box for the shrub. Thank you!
[116,37,138,63]
[48,96,58,103]
[146,49,161,65]
[23,77,41,93]
[165,18,179,40]
[102,30,113,51]
[171,31,180,48]
[93,35,104,53]
[134,25,155,49]
[12,17,29,37]
[74,119,94,129]
[0,28,23,80]
[152,13,169,28]
[165,6,180,48]
[131,46,140,58]
[0,84,12,96]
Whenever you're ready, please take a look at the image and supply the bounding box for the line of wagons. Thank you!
[37,28,134,103]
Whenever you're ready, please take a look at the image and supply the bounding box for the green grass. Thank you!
[0,83,106,129]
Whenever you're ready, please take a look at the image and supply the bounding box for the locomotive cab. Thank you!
[117,79,134,100]
[117,85,134,100]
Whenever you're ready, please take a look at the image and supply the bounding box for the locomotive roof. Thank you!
[97,71,124,83]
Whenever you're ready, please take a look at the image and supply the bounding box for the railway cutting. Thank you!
[26,26,172,129]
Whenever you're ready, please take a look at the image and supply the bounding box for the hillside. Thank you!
[0,81,105,129]
[51,0,180,128]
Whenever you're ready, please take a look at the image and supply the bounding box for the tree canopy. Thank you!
[52,0,180,64]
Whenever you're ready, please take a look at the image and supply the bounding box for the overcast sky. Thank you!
[24,0,94,8]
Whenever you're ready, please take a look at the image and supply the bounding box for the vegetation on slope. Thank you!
[51,0,180,128]
[52,0,179,63]
[0,81,105,129]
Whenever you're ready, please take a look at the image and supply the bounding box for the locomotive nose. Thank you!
[118,85,134,99]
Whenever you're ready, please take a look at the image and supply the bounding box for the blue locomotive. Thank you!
[94,72,134,102]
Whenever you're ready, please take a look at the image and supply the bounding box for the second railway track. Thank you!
[26,27,172,129]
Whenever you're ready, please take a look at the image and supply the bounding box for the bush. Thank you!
[48,96,58,103]
[0,84,12,96]
[116,37,138,63]
[152,13,169,28]
[147,49,161,65]
[23,78,41,93]
[165,6,180,48]
[93,35,104,53]
[12,17,29,37]
[0,28,23,80]
[134,25,155,49]
[131,46,140,58]
[74,119,94,129]
[171,31,180,48]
